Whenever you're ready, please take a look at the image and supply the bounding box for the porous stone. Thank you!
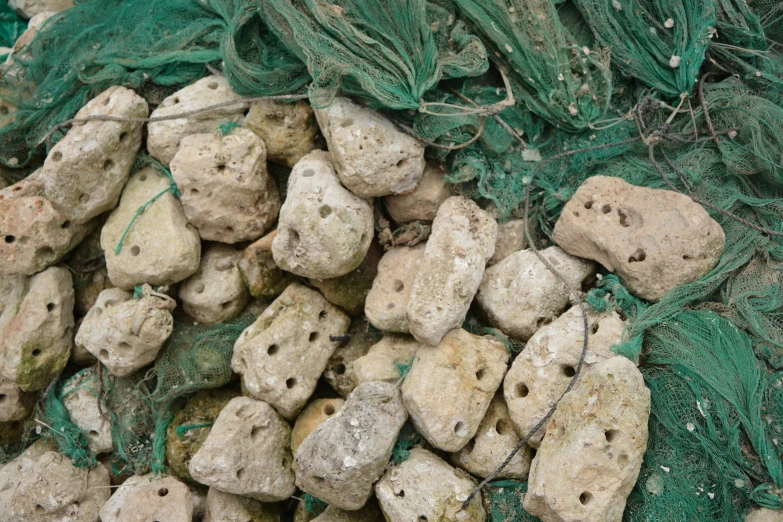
[309,240,382,316]
[553,175,725,301]
[75,286,175,377]
[62,367,111,453]
[272,150,373,279]
[100,473,193,522]
[9,0,71,19]
[315,96,425,198]
[291,398,345,454]
[232,283,350,419]
[295,382,408,510]
[353,334,422,386]
[375,448,486,522]
[524,356,650,522]
[245,99,319,167]
[401,329,508,452]
[383,162,451,223]
[171,128,281,243]
[313,502,385,522]
[488,218,528,266]
[746,508,783,522]
[365,244,425,333]
[0,374,34,422]
[0,266,73,391]
[189,397,296,501]
[323,317,379,397]
[147,75,245,166]
[476,247,595,341]
[205,488,285,522]
[101,167,201,288]
[407,196,497,346]
[239,230,295,299]
[504,305,626,446]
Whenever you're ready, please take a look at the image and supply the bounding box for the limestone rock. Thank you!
[553,175,725,301]
[67,227,114,317]
[310,240,382,316]
[295,382,408,510]
[476,247,595,341]
[365,244,425,333]
[9,0,71,19]
[232,283,350,419]
[291,398,345,454]
[189,396,296,501]
[402,329,508,452]
[68,319,97,366]
[293,501,320,522]
[315,96,425,198]
[407,197,497,345]
[245,99,319,167]
[272,150,373,279]
[205,488,285,522]
[101,167,201,288]
[383,162,451,223]
[323,317,379,397]
[353,334,422,386]
[488,219,527,266]
[100,473,193,522]
[9,11,55,55]
[239,230,294,299]
[62,367,111,453]
[524,356,650,522]
[0,374,34,422]
[746,508,783,522]
[313,502,385,522]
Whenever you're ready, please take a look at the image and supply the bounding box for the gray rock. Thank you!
[204,487,285,522]
[100,473,193,522]
[353,334,422,386]
[239,230,295,299]
[0,374,34,422]
[322,317,378,397]
[245,99,319,167]
[383,162,451,223]
[365,244,425,333]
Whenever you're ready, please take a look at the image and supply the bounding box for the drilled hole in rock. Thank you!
[100,349,109,359]
[319,205,332,218]
[286,378,296,389]
[573,211,580,217]
[157,487,169,497]
[601,204,611,214]
[605,429,619,443]
[0,394,6,403]
[517,383,529,397]
[618,209,631,227]
[265,344,279,356]
[93,307,103,317]
[340,118,354,127]
[4,235,15,244]
[454,421,468,437]
[319,310,327,320]
[584,200,593,209]
[562,365,576,377]
[395,489,405,498]
[220,301,232,309]
[103,159,114,170]
[324,404,336,415]
[46,302,56,312]
[52,151,62,161]
[236,468,245,480]
[683,254,693,261]
[288,229,301,250]
[475,368,486,381]
[37,246,56,260]
[118,131,128,142]
[35,505,45,513]
[529,447,537,459]
[335,362,346,375]
[190,188,199,196]
[629,248,646,263]
[395,158,407,169]
[61,220,71,229]
[251,426,263,440]
[118,342,131,350]
[139,173,148,181]
[393,280,404,292]
[208,81,218,90]
[495,420,508,435]
[618,454,629,467]
[302,168,315,177]
[579,492,592,505]
[419,516,428,522]
[590,323,599,335]
[32,348,41,357]
[89,430,99,437]
[172,97,180,104]
[79,193,90,204]
[216,163,226,173]
[309,331,319,342]
[102,96,111,106]
[194,282,205,294]
[130,245,141,256]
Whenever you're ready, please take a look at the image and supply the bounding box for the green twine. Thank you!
[42,376,98,469]
[218,121,241,135]
[175,423,213,437]
[391,422,423,465]
[586,274,648,363]
[396,357,414,380]
[303,493,328,515]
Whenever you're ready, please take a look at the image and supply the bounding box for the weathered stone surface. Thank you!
[272,151,373,279]
[310,240,382,316]
[323,317,378,397]
[0,266,73,391]
[407,197,497,345]
[9,11,54,55]
[67,227,114,317]
[746,508,783,522]
[205,487,285,522]
[365,244,425,333]
[69,318,97,366]
[9,0,71,19]
[553,175,725,301]
[100,473,193,522]
[402,329,508,452]
[102,167,201,288]
[239,230,295,299]
[383,162,451,223]
[375,448,486,522]
[189,397,296,501]
[488,219,527,266]
[476,247,595,341]
[62,367,111,453]
[293,501,320,522]
[353,334,422,386]
[245,99,319,167]
[295,382,408,510]
[524,356,650,522]
[313,501,385,522]
[291,398,345,454]
[315,96,425,198]
[505,305,626,446]
[0,374,34,422]
[232,283,350,419]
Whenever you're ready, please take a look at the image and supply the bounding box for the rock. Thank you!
[272,150,374,279]
[0,266,73,391]
[170,128,281,243]
[353,334,422,386]
[9,0,71,19]
[101,167,201,289]
[383,162,451,223]
[293,500,322,522]
[504,305,626,446]
[147,76,245,166]
[0,275,14,314]
[401,329,508,452]
[100,473,193,522]
[67,227,114,317]
[365,244,425,333]
[375,448,486,522]
[746,508,783,522]
[552,175,725,301]
[9,11,55,54]
[313,501,385,522]
[524,356,650,522]
[310,240,382,316]
[407,197,497,345]
[75,286,175,377]
[232,283,350,419]
[68,319,97,366]
[239,230,295,299]
[450,395,533,479]
[189,396,296,501]
[323,317,379,397]
[62,367,111,454]
[291,398,345,454]
[488,219,528,266]
[245,99,319,167]
[205,488,285,522]
[295,382,408,510]
[476,247,595,341]
[0,374,34,422]
[0,416,24,446]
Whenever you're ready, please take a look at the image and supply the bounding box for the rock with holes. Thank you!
[353,334,422,386]
[62,367,111,453]
[0,374,34,422]
[504,305,626,447]
[239,230,295,299]
[291,398,345,455]
[295,382,408,510]
[101,167,201,288]
[407,197,497,346]
[205,487,286,522]
[365,243,425,333]
[383,162,451,223]
[309,240,382,316]
[100,473,193,522]
[8,0,71,19]
[147,75,245,166]
[189,396,296,501]
[553,175,725,301]
[746,508,783,522]
[245,99,319,167]
[524,356,650,522]
[402,329,508,452]
[315,97,425,198]
[450,395,533,479]
[375,448,486,522]
[232,283,350,419]
[488,219,528,266]
[75,286,174,377]
[313,501,385,522]
[272,150,374,279]
[0,266,73,391]
[171,127,281,243]
[323,317,378,397]
[476,247,595,342]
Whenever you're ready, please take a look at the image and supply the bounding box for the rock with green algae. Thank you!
[239,230,295,299]
[323,316,380,397]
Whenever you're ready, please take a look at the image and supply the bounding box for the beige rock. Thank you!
[553,175,725,301]
[407,197,497,345]
[74,266,112,317]
[68,227,114,317]
[245,99,319,167]
[293,501,321,522]
[365,244,425,333]
[0,374,34,422]
[746,508,783,522]
[323,316,378,397]
[68,319,96,366]
[9,11,55,54]
[239,230,295,299]
[353,334,422,386]
[291,398,345,454]
[100,473,193,522]
[383,162,451,223]
[9,0,71,19]
[524,356,650,522]
[313,501,385,522]
[205,488,285,522]
[0,274,14,314]
[488,219,528,266]
[309,240,382,316]
[62,367,111,453]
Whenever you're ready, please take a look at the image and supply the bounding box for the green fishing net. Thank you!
[0,3,25,52]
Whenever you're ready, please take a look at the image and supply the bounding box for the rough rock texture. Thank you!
[272,150,374,279]
[407,197,497,345]
[488,219,528,266]
[171,128,281,243]
[68,320,97,366]
[102,167,201,288]
[291,398,345,454]
[62,367,112,453]
[189,397,296,501]
[295,382,408,510]
[323,317,378,397]
[312,502,385,522]
[315,97,425,198]
[245,99,319,167]
[147,75,245,166]
[68,227,114,317]
[524,356,651,522]
[75,287,174,377]
[353,334,422,386]
[9,0,71,19]
[476,247,595,341]
[383,162,451,223]
[365,244,425,333]
[746,508,783,522]
[310,240,382,316]
[375,448,486,522]
[239,230,294,299]
[293,502,320,522]
[9,10,55,55]
[100,473,193,522]
[232,283,350,419]
[0,266,73,391]
[553,175,726,301]
[205,488,285,522]
[0,374,34,422]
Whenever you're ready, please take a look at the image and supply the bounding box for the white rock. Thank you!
[746,508,783,522]
[9,0,71,19]
[353,334,422,386]
[245,99,319,167]
[312,502,385,522]
[488,219,527,266]
[383,162,451,223]
[364,244,425,333]
[62,367,111,453]
[100,473,193,522]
